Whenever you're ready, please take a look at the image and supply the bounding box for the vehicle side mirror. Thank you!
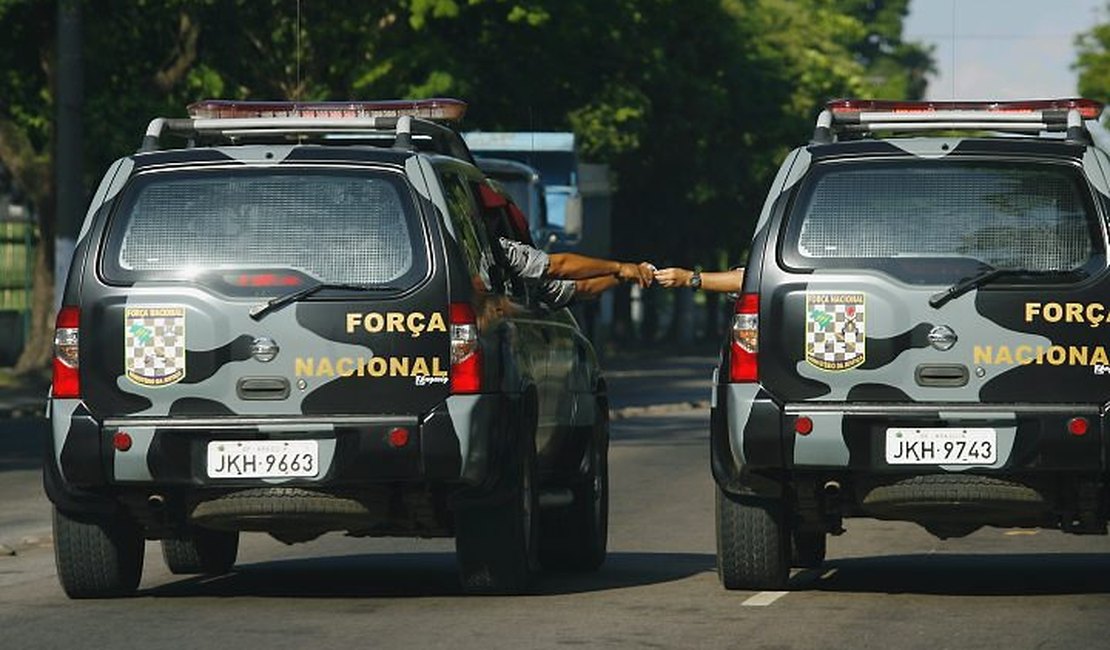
[563,194,583,237]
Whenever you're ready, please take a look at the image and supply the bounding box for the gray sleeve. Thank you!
[539,279,577,309]
[499,237,549,280]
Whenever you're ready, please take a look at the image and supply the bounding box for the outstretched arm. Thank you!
[547,253,654,287]
[573,275,622,299]
[654,267,745,293]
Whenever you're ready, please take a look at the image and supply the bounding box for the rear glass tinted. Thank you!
[102,167,426,287]
[783,160,1104,282]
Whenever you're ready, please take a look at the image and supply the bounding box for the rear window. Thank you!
[783,160,1105,283]
[102,167,426,288]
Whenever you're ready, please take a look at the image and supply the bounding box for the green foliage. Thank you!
[0,0,933,274]
[1076,14,1110,104]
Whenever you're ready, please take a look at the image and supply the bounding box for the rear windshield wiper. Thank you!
[249,281,396,320]
[929,267,1088,309]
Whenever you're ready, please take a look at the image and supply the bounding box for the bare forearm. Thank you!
[702,269,745,292]
[574,275,621,298]
[546,252,622,280]
[654,267,745,293]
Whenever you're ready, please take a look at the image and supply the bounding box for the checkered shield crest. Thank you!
[805,292,866,371]
[124,306,186,387]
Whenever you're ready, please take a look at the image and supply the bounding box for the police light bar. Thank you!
[812,98,1105,144]
[186,98,468,122]
[826,98,1103,120]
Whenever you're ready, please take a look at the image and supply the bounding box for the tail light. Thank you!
[729,293,759,383]
[449,302,482,394]
[53,306,81,398]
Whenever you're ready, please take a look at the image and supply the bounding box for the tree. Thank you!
[0,0,935,368]
[1075,5,1110,103]
[0,0,58,372]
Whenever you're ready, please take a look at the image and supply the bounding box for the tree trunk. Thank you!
[14,242,53,374]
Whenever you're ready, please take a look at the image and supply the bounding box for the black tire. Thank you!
[52,507,144,599]
[790,530,827,569]
[161,527,239,575]
[715,488,789,590]
[456,422,539,595]
[539,404,609,572]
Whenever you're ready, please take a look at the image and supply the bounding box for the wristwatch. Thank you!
[690,267,702,291]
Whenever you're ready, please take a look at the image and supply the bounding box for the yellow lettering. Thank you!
[387,312,405,332]
[995,346,1013,365]
[1015,345,1033,365]
[408,312,426,338]
[295,357,314,377]
[432,356,447,377]
[1043,303,1063,323]
[427,312,447,333]
[1094,347,1110,365]
[1069,346,1088,366]
[1046,346,1066,365]
[1088,303,1105,328]
[412,357,429,376]
[1025,302,1041,322]
[367,357,387,377]
[1066,303,1083,323]
[973,346,994,365]
[389,356,409,376]
[357,357,366,376]
[316,357,335,377]
[346,313,361,334]
[336,358,355,377]
[364,313,384,332]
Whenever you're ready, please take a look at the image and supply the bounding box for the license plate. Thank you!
[206,440,319,478]
[885,428,997,465]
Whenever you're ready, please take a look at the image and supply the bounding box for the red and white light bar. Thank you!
[826,98,1103,120]
[812,97,1105,143]
[186,98,468,122]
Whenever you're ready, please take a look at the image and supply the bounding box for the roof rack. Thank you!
[811,98,1105,145]
[137,98,475,162]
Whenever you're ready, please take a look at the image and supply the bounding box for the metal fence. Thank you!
[0,215,36,365]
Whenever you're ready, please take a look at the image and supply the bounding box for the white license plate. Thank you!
[206,440,319,478]
[885,428,997,465]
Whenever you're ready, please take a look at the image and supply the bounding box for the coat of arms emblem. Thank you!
[124,306,186,386]
[805,292,865,371]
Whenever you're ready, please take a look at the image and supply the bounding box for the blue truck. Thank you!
[464,131,614,346]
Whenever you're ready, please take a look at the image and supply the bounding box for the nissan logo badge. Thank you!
[250,337,279,362]
[927,325,957,351]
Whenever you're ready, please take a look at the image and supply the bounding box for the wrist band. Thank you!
[690,266,702,291]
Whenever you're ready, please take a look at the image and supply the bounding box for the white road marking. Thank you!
[1003,529,1039,536]
[741,590,789,607]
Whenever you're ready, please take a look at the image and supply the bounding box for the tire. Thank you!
[790,530,827,569]
[456,422,539,595]
[715,488,789,590]
[539,403,609,572]
[53,507,144,599]
[161,527,239,575]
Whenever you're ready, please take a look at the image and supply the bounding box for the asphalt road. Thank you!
[2,352,1110,649]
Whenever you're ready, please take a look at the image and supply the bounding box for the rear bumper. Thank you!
[46,394,504,502]
[711,385,1110,483]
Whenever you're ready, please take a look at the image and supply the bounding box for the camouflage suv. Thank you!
[713,99,1110,589]
[46,99,609,598]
